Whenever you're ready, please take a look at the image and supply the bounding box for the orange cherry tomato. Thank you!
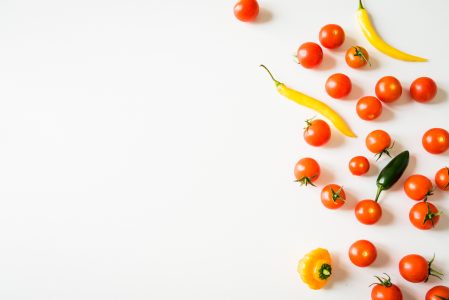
[422,128,449,154]
[375,76,402,103]
[294,158,320,186]
[426,286,449,300]
[435,167,449,191]
[409,202,440,230]
[321,184,345,209]
[349,156,370,176]
[403,174,433,201]
[345,46,370,68]
[348,240,377,267]
[233,0,259,22]
[303,119,331,147]
[319,24,345,49]
[325,73,352,99]
[355,199,382,225]
[410,77,437,103]
[297,42,323,69]
[356,96,382,120]
[399,254,436,283]
[365,130,392,158]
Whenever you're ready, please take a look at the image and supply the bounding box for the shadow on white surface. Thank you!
[254,8,273,24]
[316,55,336,71]
[370,243,390,269]
[434,212,449,232]
[376,207,394,226]
[365,159,379,178]
[428,87,447,106]
[346,82,364,102]
[398,283,419,300]
[373,105,395,123]
[341,188,357,211]
[324,252,349,289]
[326,129,345,149]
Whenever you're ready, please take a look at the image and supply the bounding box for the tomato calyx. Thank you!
[303,117,316,131]
[426,254,444,282]
[330,186,345,203]
[352,46,371,66]
[423,188,435,202]
[423,203,442,227]
[374,141,395,161]
[436,296,449,300]
[318,263,332,280]
[369,273,393,288]
[294,175,317,187]
[444,167,449,189]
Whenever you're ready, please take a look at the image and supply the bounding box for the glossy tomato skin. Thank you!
[349,240,377,267]
[435,167,449,191]
[410,77,437,103]
[349,156,370,176]
[297,42,323,69]
[321,184,345,209]
[233,0,259,22]
[409,202,440,230]
[403,174,433,201]
[303,119,331,147]
[371,284,403,300]
[375,76,402,103]
[325,73,352,99]
[355,199,382,225]
[422,128,449,154]
[399,254,429,283]
[345,46,369,68]
[357,96,382,120]
[319,24,345,49]
[426,285,449,300]
[294,158,320,184]
[366,130,392,154]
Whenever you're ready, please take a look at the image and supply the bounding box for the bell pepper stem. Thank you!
[260,64,281,87]
[375,186,383,202]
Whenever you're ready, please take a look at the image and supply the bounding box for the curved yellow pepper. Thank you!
[260,65,356,138]
[357,0,427,62]
[298,248,332,290]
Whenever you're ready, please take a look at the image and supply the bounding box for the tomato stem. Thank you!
[353,46,371,67]
[375,142,395,161]
[260,64,281,87]
[294,175,317,187]
[370,273,392,287]
[426,254,444,282]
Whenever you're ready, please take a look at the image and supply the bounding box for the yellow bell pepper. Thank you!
[357,0,427,62]
[298,248,332,290]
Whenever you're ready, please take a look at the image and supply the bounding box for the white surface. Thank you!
[0,0,448,299]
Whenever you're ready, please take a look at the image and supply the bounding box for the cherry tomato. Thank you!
[403,174,433,201]
[321,184,345,209]
[319,24,345,49]
[356,96,382,120]
[409,201,440,230]
[371,274,403,300]
[426,285,449,300]
[294,158,320,186]
[345,46,370,68]
[422,128,449,154]
[410,77,437,103]
[349,156,370,176]
[297,42,323,69]
[325,73,352,99]
[233,0,259,22]
[398,254,442,283]
[303,119,331,147]
[348,240,377,267]
[365,130,392,158]
[435,167,449,191]
[375,76,402,103]
[355,199,382,225]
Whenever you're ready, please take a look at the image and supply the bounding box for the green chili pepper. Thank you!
[375,151,409,202]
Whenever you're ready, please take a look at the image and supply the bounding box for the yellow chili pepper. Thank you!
[260,65,356,138]
[357,0,427,62]
[298,248,332,290]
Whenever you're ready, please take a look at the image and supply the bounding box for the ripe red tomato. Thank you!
[365,130,392,158]
[303,119,331,147]
[356,96,382,120]
[325,73,352,99]
[355,199,382,225]
[422,128,449,154]
[345,46,370,68]
[426,285,449,300]
[410,77,437,103]
[233,0,259,22]
[375,76,402,103]
[319,24,345,49]
[371,274,403,300]
[294,158,320,186]
[349,156,370,176]
[297,42,323,69]
[348,240,377,267]
[435,167,449,191]
[403,174,433,201]
[409,202,440,230]
[399,254,435,283]
[321,184,345,209]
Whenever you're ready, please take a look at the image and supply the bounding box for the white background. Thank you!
[0,0,448,299]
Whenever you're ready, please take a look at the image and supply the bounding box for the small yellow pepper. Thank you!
[357,0,427,62]
[260,65,356,138]
[298,248,332,290]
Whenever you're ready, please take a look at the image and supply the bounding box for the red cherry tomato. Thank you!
[297,42,323,69]
[345,46,370,68]
[399,254,439,283]
[375,76,402,103]
[321,184,345,209]
[348,240,377,267]
[409,202,440,230]
[294,158,320,186]
[233,0,259,22]
[325,73,352,99]
[356,96,382,120]
[319,24,345,49]
[349,156,370,176]
[303,119,331,147]
[435,167,449,191]
[365,130,392,158]
[371,274,403,300]
[355,199,382,225]
[403,174,433,201]
[410,77,437,103]
[426,286,449,300]
[422,128,449,154]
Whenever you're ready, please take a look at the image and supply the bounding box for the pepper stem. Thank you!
[359,0,364,10]
[260,64,281,86]
[375,186,383,202]
[318,264,332,280]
